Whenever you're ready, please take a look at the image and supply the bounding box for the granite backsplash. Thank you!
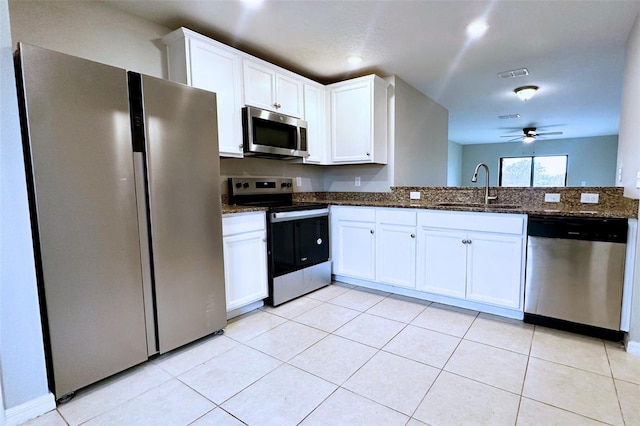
[293,186,639,218]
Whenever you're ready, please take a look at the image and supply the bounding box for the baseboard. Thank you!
[333,275,524,320]
[226,300,264,320]
[4,393,55,426]
[625,338,640,355]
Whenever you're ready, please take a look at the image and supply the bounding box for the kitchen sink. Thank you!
[436,202,522,210]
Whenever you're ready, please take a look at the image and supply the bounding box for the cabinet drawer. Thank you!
[419,210,525,235]
[331,206,376,222]
[223,212,266,236]
[377,208,416,226]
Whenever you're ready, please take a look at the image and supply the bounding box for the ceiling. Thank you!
[106,0,640,145]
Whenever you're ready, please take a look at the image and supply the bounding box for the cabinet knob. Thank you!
[411,234,415,238]
[366,152,370,156]
[468,239,472,244]
[262,238,267,243]
[239,144,243,149]
[370,229,374,234]
[462,239,468,244]
[274,103,281,109]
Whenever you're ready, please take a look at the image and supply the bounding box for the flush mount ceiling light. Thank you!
[522,135,536,143]
[514,85,539,101]
[241,0,264,8]
[346,55,363,65]
[466,20,489,39]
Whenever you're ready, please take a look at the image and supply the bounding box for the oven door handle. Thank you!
[270,208,329,222]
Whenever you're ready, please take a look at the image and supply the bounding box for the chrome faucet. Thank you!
[471,163,497,205]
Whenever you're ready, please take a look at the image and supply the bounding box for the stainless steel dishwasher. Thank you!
[524,215,627,339]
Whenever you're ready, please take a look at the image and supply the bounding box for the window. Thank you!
[499,155,567,187]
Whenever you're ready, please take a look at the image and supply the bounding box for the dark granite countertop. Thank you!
[221,186,638,219]
[222,205,268,215]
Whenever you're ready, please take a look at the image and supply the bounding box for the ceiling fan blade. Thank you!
[536,131,563,136]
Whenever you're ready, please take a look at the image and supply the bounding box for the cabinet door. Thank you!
[189,38,244,158]
[243,60,276,111]
[303,84,328,164]
[331,80,373,163]
[377,223,416,288]
[417,229,467,298]
[276,73,304,117]
[223,229,268,311]
[466,232,523,309]
[334,219,376,280]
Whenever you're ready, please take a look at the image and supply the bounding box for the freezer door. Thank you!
[17,44,148,398]
[140,74,227,353]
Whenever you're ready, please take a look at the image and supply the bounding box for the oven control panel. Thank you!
[228,177,293,197]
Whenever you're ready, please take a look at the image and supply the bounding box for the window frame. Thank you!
[498,155,568,187]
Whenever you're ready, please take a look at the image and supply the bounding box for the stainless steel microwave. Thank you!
[242,106,308,159]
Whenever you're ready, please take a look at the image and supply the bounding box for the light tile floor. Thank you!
[24,283,640,426]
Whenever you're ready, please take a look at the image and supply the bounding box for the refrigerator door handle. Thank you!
[133,152,158,356]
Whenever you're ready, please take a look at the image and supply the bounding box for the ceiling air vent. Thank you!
[498,68,529,79]
[499,114,521,119]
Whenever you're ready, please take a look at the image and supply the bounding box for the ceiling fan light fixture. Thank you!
[523,135,536,143]
[514,85,538,101]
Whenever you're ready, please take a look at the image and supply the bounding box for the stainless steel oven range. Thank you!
[228,177,331,306]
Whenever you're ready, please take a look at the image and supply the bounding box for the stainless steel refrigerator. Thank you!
[15,43,226,400]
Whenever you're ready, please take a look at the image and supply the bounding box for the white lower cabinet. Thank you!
[417,210,526,310]
[331,206,376,280]
[222,212,268,316]
[332,206,526,316]
[418,229,467,298]
[465,232,524,308]
[376,209,416,288]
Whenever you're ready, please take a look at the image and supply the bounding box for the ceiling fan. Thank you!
[501,127,563,143]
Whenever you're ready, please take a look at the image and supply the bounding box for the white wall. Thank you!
[616,14,640,349]
[392,76,448,187]
[1,0,50,411]
[461,135,618,187]
[8,0,169,78]
[447,141,463,186]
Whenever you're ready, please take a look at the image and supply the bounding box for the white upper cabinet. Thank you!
[328,75,389,164]
[243,60,304,118]
[162,28,244,158]
[303,84,329,164]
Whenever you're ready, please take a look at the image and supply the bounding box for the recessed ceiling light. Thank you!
[241,0,264,8]
[346,55,362,65]
[466,20,489,39]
